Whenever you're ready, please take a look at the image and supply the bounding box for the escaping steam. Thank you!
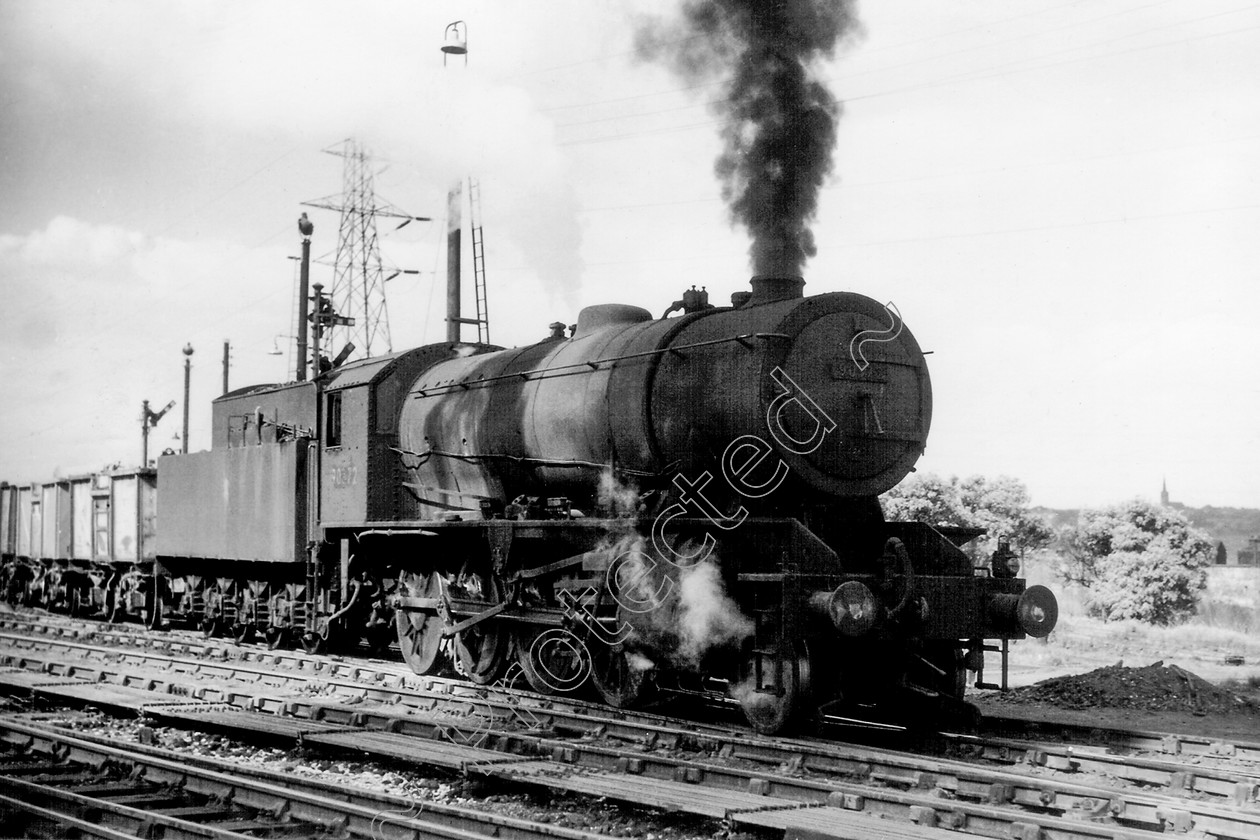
[637,1,861,276]
[674,558,754,666]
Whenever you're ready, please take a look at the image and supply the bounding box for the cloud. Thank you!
[0,216,147,269]
[6,2,585,309]
[0,216,291,481]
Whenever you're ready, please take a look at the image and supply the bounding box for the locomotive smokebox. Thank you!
[748,274,804,306]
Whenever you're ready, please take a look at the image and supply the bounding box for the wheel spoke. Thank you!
[395,571,445,675]
[451,567,507,685]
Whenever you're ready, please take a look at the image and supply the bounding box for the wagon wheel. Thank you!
[264,626,289,650]
[299,629,326,655]
[365,608,395,659]
[113,572,143,624]
[141,583,164,631]
[735,643,813,735]
[590,639,652,708]
[230,583,256,644]
[106,583,125,624]
[394,571,446,675]
[67,585,87,619]
[200,583,224,638]
[450,565,508,685]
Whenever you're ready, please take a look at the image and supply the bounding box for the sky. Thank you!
[1,0,1258,510]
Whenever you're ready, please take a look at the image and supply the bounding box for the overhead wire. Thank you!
[533,0,1095,113]
[549,0,1188,130]
[551,4,1260,146]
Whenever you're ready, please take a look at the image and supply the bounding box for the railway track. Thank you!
[8,609,1260,768]
[0,714,608,840]
[2,613,1259,839]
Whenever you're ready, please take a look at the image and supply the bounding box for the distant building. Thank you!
[1160,478,1169,507]
[1240,537,1260,567]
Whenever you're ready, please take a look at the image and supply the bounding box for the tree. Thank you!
[957,475,1053,555]
[880,474,1052,560]
[1059,499,1212,625]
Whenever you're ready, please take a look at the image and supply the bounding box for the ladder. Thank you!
[468,178,490,344]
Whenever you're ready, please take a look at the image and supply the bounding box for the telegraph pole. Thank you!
[181,344,193,454]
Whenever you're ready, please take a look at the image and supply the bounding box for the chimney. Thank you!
[747,274,804,306]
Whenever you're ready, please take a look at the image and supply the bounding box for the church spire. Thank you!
[1160,478,1169,507]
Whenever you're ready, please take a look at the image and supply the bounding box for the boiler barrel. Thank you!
[397,291,931,510]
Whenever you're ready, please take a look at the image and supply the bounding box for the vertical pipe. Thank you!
[307,282,325,642]
[446,181,462,343]
[181,344,193,454]
[140,400,150,468]
[222,341,229,395]
[297,235,311,381]
[311,283,323,381]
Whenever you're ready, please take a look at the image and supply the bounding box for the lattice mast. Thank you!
[303,139,428,361]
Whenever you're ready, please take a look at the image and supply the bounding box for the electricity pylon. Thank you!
[302,139,428,361]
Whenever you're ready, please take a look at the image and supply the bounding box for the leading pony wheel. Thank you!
[736,646,813,735]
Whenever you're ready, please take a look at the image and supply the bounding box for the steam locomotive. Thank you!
[0,274,1056,733]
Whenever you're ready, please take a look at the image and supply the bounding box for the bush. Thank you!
[881,473,1052,560]
[1059,500,1211,625]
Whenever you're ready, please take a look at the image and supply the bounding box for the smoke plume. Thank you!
[638,1,860,276]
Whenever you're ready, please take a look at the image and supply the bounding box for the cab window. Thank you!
[326,392,342,447]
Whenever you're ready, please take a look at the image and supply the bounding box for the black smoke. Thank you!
[638,1,860,277]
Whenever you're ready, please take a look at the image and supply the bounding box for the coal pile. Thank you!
[1001,661,1259,715]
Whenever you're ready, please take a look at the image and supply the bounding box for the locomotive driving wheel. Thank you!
[590,639,652,708]
[450,564,509,685]
[511,577,580,694]
[395,571,446,675]
[514,625,592,695]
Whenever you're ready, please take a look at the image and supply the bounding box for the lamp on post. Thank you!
[297,213,314,381]
[442,21,467,65]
